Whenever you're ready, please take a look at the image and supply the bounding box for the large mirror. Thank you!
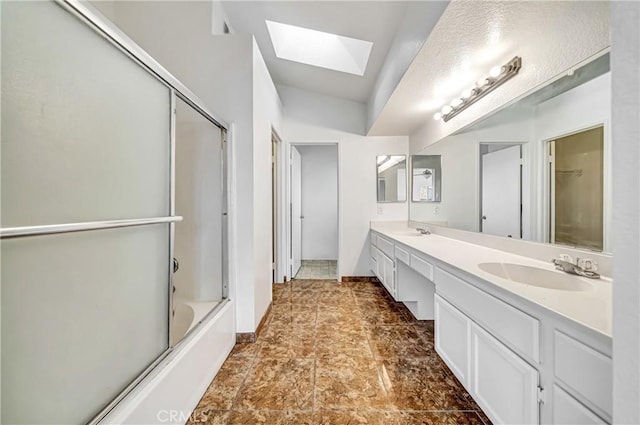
[377,155,407,202]
[411,155,442,202]
[410,53,611,253]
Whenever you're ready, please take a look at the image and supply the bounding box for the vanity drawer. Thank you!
[554,331,612,419]
[370,232,377,247]
[410,254,433,281]
[376,235,394,259]
[395,246,410,265]
[435,268,540,363]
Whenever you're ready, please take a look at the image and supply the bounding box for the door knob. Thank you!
[482,215,487,220]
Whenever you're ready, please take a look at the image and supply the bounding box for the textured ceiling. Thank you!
[368,1,610,138]
[221,1,408,103]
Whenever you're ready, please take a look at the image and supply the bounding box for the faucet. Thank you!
[416,227,431,235]
[551,254,600,279]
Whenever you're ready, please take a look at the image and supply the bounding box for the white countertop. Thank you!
[371,221,612,337]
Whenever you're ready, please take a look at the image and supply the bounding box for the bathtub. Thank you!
[171,299,225,346]
[102,299,234,424]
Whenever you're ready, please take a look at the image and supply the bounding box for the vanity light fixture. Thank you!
[433,56,522,122]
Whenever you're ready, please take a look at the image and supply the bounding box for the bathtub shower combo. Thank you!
[1,1,230,423]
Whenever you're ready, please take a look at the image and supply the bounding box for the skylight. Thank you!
[265,20,373,76]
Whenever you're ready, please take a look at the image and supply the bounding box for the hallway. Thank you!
[295,260,338,280]
[188,279,490,424]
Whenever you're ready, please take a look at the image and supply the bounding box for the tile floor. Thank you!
[294,260,337,280]
[188,279,491,425]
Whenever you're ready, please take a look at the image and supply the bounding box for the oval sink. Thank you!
[478,262,592,292]
[393,231,424,237]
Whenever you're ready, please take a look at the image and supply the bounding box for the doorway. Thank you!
[289,144,339,280]
[547,126,604,251]
[479,143,523,238]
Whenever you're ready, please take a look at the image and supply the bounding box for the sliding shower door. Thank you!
[1,1,173,423]
[172,97,226,345]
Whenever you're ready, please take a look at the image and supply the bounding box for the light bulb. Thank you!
[441,105,453,115]
[489,65,502,78]
[433,112,442,120]
[451,98,463,108]
[461,88,473,99]
[476,78,489,88]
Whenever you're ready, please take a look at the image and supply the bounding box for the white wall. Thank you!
[611,2,640,423]
[279,85,408,277]
[252,39,283,327]
[297,145,338,260]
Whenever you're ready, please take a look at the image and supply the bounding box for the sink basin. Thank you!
[393,231,424,237]
[477,262,592,291]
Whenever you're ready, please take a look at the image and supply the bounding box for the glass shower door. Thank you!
[549,126,604,251]
[1,1,174,423]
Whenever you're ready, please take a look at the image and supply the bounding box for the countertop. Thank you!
[370,221,612,337]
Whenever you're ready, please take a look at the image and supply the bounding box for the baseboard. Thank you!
[341,276,379,282]
[235,302,272,343]
[235,332,256,343]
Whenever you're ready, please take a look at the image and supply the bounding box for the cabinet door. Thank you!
[376,250,394,297]
[471,323,539,425]
[383,253,395,297]
[552,385,606,424]
[435,295,471,386]
[374,248,383,281]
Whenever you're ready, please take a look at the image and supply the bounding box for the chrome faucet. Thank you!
[416,227,431,235]
[551,254,600,279]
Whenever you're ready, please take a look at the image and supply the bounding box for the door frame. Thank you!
[271,128,287,283]
[286,141,340,281]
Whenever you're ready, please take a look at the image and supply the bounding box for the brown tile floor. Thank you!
[188,279,491,425]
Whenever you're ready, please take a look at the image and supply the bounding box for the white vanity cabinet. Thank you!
[433,266,611,425]
[370,231,435,317]
[367,228,613,425]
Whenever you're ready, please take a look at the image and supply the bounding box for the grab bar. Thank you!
[0,216,183,239]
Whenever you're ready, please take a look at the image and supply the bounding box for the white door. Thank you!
[481,145,521,238]
[291,146,302,277]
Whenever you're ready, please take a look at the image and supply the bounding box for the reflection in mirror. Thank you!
[412,155,442,202]
[376,155,407,202]
[549,126,604,251]
[410,52,611,253]
[480,143,522,239]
